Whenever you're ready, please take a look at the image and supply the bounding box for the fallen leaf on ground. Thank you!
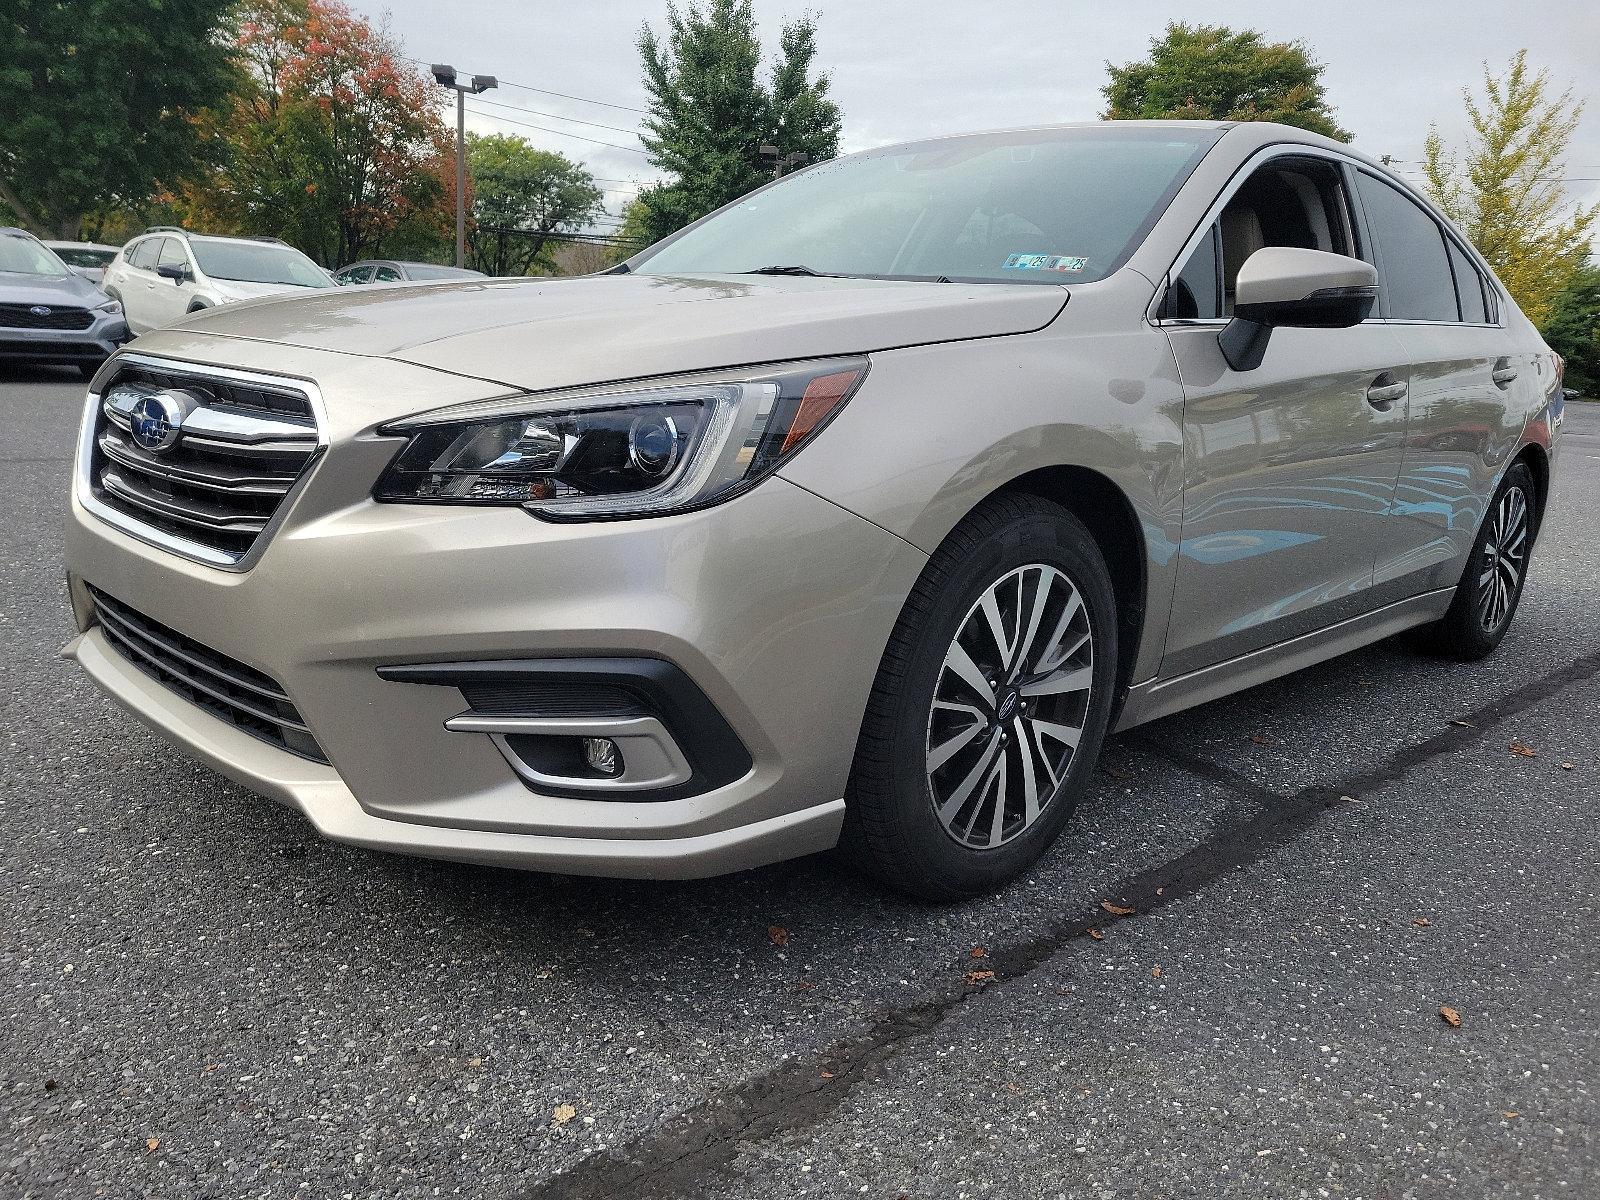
[1151,966,1162,978]
[1156,887,1164,896]
[1561,762,1573,771]
[1503,1110,1519,1119]
[1451,719,1475,728]
[43,1080,57,1091]
[1249,734,1273,746]
[1510,742,1537,758]
[964,970,996,986]
[1087,928,1104,940]
[1103,765,1131,780]
[202,1063,219,1073]
[1339,795,1359,804]
[793,979,815,992]
[1101,900,1136,916]
[767,925,789,947]
[1439,1006,1463,1028]
[1412,917,1432,928]
[145,1138,160,1153]
[552,1103,577,1126]
[970,946,987,959]
[819,1070,833,1079]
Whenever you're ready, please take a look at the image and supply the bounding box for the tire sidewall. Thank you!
[870,504,1119,895]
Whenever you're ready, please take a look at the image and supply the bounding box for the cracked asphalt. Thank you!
[3,365,1596,1199]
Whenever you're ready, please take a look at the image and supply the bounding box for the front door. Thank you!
[1156,152,1414,677]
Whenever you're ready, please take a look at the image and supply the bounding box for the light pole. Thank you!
[431,64,497,268]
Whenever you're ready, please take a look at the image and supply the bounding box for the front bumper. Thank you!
[0,313,128,363]
[64,335,928,878]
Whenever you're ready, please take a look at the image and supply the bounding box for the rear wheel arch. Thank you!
[1512,442,1550,534]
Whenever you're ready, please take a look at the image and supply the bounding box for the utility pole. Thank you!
[431,64,498,268]
[759,143,810,179]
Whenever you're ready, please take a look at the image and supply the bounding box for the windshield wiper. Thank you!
[743,264,827,277]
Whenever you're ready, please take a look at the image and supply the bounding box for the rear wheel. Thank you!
[1406,462,1537,660]
[841,495,1119,901]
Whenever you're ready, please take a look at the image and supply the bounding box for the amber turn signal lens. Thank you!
[780,369,863,456]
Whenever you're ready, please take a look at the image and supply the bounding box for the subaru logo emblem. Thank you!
[29,305,50,317]
[128,390,191,453]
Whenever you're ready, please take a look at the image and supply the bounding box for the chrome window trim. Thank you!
[74,351,330,572]
[1146,141,1508,331]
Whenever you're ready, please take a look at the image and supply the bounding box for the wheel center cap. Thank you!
[996,689,1020,723]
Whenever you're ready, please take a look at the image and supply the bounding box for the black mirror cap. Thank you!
[1219,285,1378,373]
[1237,284,1378,331]
[155,263,188,282]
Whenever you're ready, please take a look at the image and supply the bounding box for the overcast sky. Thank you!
[367,0,1600,233]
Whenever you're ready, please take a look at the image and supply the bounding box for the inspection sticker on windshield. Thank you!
[1002,253,1087,274]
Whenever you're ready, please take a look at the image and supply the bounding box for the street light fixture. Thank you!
[430,64,497,268]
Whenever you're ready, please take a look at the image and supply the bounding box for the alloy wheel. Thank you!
[1479,486,1530,632]
[926,564,1095,849]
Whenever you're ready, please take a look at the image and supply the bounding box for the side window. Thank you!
[128,238,160,270]
[156,238,189,272]
[373,265,403,282]
[336,266,371,285]
[1355,173,1459,322]
[1164,156,1356,320]
[1446,238,1488,324]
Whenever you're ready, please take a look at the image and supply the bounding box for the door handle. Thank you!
[1366,373,1408,408]
[1491,364,1519,387]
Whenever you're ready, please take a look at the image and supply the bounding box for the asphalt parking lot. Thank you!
[3,364,1596,1199]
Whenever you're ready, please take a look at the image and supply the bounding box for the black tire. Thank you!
[1406,462,1537,661]
[841,495,1119,901]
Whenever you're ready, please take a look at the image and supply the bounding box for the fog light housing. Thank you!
[583,737,621,776]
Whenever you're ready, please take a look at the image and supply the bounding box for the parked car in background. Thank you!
[0,227,127,374]
[44,241,121,286]
[64,122,1563,900]
[333,260,486,284]
[101,228,334,334]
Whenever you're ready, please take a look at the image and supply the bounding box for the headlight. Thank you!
[373,358,867,520]
[94,298,123,315]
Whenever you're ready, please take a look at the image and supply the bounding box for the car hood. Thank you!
[178,272,1069,392]
[0,269,110,308]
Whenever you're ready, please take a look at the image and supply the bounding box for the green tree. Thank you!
[635,0,841,243]
[1544,260,1600,393]
[1103,23,1350,141]
[466,134,604,276]
[0,0,238,237]
[180,0,453,266]
[1422,51,1597,330]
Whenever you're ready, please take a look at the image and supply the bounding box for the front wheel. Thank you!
[841,495,1119,901]
[1407,462,1537,660]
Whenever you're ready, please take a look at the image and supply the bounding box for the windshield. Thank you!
[52,246,117,269]
[634,126,1221,285]
[191,240,333,287]
[0,235,71,277]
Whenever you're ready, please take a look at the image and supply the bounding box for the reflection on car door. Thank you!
[1159,155,1413,677]
[1351,171,1534,603]
[121,237,163,333]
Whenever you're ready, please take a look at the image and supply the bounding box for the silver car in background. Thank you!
[63,122,1561,900]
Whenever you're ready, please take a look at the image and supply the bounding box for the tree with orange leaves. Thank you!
[181,0,453,265]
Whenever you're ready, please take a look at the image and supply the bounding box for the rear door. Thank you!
[1158,152,1414,677]
[117,237,164,333]
[1350,170,1533,602]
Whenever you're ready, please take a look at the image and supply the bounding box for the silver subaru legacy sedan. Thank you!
[63,121,1562,900]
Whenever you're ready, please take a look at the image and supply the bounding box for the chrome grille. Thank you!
[0,302,93,330]
[85,358,321,566]
[88,586,328,763]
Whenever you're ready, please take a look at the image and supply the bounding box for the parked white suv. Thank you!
[102,228,334,334]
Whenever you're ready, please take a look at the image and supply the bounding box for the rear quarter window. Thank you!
[1355,172,1459,323]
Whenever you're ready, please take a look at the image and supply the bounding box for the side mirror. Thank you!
[1219,247,1378,372]
[156,263,190,283]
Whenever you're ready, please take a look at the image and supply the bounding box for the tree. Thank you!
[180,0,454,266]
[1544,260,1600,393]
[1103,23,1350,141]
[1422,51,1598,330]
[635,0,841,243]
[465,134,604,276]
[0,0,238,237]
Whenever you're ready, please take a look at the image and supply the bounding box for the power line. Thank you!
[403,56,647,115]
[462,100,651,156]
[471,94,643,139]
